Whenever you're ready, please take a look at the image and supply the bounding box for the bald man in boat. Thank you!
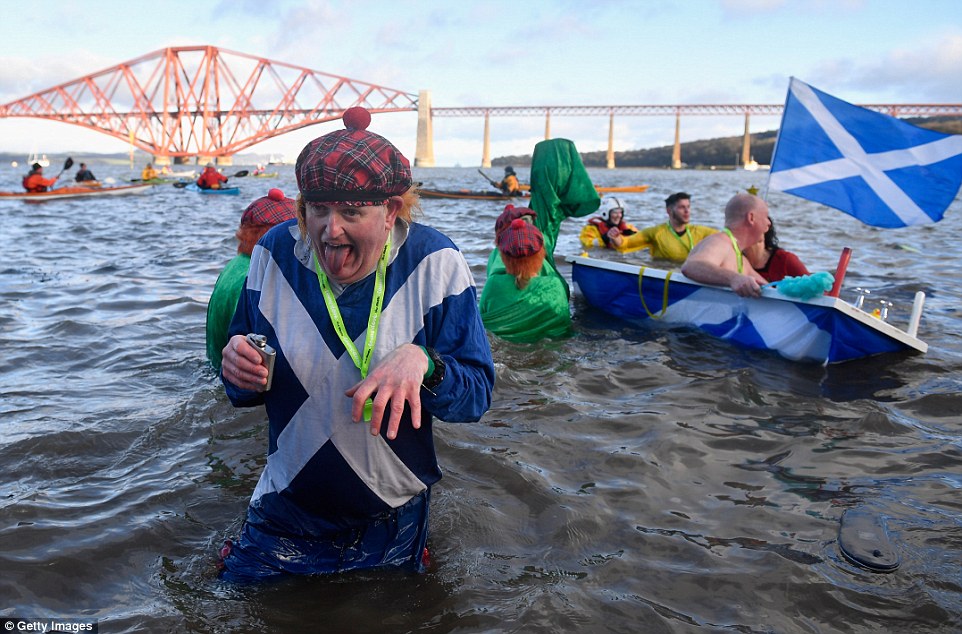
[680,193,770,298]
[606,192,717,262]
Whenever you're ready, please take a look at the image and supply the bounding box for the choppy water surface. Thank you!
[1,163,960,633]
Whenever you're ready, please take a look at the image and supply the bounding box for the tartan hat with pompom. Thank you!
[494,204,537,238]
[295,107,412,207]
[240,188,296,227]
[498,217,544,258]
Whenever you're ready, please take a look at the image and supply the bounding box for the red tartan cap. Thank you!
[295,107,412,206]
[240,188,296,227]
[498,217,544,258]
[494,204,537,238]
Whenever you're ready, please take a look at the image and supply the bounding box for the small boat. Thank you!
[595,184,650,194]
[420,188,528,201]
[568,255,927,364]
[0,183,154,202]
[165,169,197,178]
[28,153,50,168]
[183,183,241,195]
[518,184,650,194]
[252,172,279,179]
[130,177,180,185]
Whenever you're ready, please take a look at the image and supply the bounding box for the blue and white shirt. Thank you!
[224,219,495,529]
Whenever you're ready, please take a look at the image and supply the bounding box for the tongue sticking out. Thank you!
[323,243,352,274]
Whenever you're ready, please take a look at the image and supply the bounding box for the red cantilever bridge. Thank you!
[2,45,961,167]
[0,45,419,165]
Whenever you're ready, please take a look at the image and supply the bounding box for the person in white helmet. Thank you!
[579,196,638,250]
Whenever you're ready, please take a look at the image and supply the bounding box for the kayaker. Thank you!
[74,163,97,182]
[196,163,228,189]
[253,164,266,176]
[205,187,297,372]
[141,163,159,180]
[742,217,810,283]
[607,192,717,262]
[497,165,521,195]
[580,196,638,249]
[22,163,58,192]
[681,193,770,298]
[216,106,495,581]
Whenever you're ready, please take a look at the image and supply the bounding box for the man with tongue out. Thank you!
[217,106,495,581]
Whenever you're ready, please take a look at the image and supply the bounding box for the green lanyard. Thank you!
[723,228,743,274]
[313,233,392,422]
[668,223,693,251]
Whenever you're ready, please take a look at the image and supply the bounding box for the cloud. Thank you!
[809,29,962,102]
[720,0,865,19]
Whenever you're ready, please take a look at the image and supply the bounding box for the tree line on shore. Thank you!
[494,116,962,169]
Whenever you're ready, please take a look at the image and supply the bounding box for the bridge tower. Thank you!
[414,90,435,167]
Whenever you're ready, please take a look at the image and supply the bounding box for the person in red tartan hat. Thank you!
[217,106,494,581]
[206,188,296,371]
[498,217,545,289]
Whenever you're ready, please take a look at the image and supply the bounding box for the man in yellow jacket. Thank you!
[607,192,716,263]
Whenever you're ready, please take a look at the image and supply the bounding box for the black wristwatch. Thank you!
[421,347,446,391]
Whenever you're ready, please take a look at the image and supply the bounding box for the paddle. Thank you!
[233,170,249,178]
[478,168,501,191]
[55,157,74,180]
[172,180,191,189]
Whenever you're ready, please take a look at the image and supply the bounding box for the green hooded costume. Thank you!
[480,139,600,342]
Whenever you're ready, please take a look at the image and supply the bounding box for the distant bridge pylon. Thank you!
[0,45,418,165]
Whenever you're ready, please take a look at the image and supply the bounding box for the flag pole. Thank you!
[763,76,795,202]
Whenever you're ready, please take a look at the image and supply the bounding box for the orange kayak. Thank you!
[0,183,155,202]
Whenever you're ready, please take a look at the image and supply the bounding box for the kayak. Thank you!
[252,172,279,178]
[183,183,241,195]
[519,184,650,194]
[420,188,528,201]
[595,185,650,194]
[130,177,184,185]
[0,183,154,202]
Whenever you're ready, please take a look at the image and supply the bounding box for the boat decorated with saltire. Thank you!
[568,255,927,365]
[0,183,155,202]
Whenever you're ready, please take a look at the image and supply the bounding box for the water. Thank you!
[1,164,960,633]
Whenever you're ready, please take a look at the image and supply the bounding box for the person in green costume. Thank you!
[480,139,600,342]
[205,188,296,370]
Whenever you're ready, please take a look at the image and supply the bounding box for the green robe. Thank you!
[480,139,600,342]
[480,252,572,342]
[528,138,601,263]
[205,253,250,371]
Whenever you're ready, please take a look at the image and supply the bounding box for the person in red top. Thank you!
[743,217,809,283]
[196,163,229,189]
[581,196,638,249]
[22,163,58,192]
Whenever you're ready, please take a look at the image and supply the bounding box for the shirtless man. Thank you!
[681,193,770,298]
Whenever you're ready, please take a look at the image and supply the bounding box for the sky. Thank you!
[1,0,961,167]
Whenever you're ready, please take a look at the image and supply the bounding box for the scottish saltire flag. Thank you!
[768,78,962,228]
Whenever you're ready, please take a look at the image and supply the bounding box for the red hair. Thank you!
[502,249,545,290]
[236,224,273,255]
